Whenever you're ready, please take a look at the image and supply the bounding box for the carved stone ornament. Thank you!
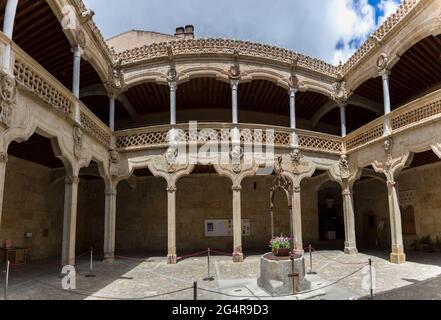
[73,125,83,160]
[167,185,177,193]
[377,53,389,73]
[289,74,299,90]
[76,30,87,48]
[0,72,16,127]
[0,152,8,163]
[165,146,178,173]
[80,9,95,24]
[229,50,241,80]
[167,68,179,83]
[291,148,302,166]
[109,150,120,177]
[107,59,125,90]
[332,81,348,106]
[272,156,293,193]
[230,145,243,173]
[339,155,351,180]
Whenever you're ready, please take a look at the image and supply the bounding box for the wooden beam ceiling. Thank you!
[355,35,441,110]
[8,134,64,168]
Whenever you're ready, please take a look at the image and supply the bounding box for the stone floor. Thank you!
[1,249,441,300]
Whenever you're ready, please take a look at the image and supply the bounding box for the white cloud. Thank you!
[83,0,400,65]
[378,0,401,25]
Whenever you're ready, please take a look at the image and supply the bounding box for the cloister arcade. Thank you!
[0,0,441,270]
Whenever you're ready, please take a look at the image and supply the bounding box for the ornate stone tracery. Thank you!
[73,125,84,160]
[331,80,348,107]
[0,71,17,127]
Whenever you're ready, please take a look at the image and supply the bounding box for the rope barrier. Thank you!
[307,247,369,265]
[198,262,368,299]
[177,250,209,261]
[209,249,232,256]
[33,279,193,300]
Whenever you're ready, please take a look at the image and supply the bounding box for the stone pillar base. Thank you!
[293,249,304,256]
[344,247,358,255]
[103,256,115,263]
[167,254,177,264]
[233,252,244,263]
[390,252,406,264]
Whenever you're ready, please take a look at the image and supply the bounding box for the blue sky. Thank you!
[83,0,401,65]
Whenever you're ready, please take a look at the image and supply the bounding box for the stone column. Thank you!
[381,70,392,135]
[169,81,177,143]
[1,0,18,72]
[103,186,117,261]
[72,46,82,123]
[342,187,358,254]
[62,175,80,266]
[167,186,177,264]
[0,153,8,231]
[231,80,240,144]
[232,185,243,262]
[108,95,116,132]
[292,188,304,254]
[387,179,405,264]
[289,88,299,147]
[339,103,347,137]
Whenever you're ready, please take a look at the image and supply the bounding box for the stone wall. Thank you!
[0,156,106,262]
[114,173,321,254]
[398,162,441,244]
[1,157,64,261]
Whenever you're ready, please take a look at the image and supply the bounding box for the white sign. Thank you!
[205,219,251,237]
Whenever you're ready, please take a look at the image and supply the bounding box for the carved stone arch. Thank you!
[432,144,441,159]
[391,17,441,70]
[349,17,441,92]
[125,72,170,89]
[240,69,290,90]
[178,66,231,85]
[47,0,109,86]
[1,116,76,175]
[300,79,334,98]
[147,156,196,190]
[212,161,260,189]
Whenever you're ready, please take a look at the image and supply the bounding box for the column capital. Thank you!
[71,45,84,56]
[232,185,242,192]
[167,185,177,193]
[65,175,80,185]
[0,152,8,163]
[105,188,117,196]
[288,87,297,97]
[380,68,391,79]
[230,79,239,88]
[342,188,351,196]
[168,80,177,91]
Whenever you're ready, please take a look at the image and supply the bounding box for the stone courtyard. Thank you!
[2,249,441,300]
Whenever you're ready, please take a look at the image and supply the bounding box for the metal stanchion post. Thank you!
[85,247,96,278]
[193,281,198,301]
[369,259,374,300]
[203,248,214,281]
[4,260,10,300]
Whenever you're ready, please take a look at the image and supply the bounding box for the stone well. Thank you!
[257,253,310,296]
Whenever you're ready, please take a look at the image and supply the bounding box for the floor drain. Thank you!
[234,289,243,293]
[119,277,134,280]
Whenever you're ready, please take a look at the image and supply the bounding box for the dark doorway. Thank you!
[318,184,345,242]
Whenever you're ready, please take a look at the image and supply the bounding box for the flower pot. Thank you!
[273,248,291,257]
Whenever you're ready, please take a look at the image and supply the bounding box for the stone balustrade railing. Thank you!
[114,123,344,155]
[4,30,441,157]
[2,34,112,147]
[345,88,441,152]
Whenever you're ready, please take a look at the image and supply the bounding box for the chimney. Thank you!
[184,25,194,39]
[175,27,185,39]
